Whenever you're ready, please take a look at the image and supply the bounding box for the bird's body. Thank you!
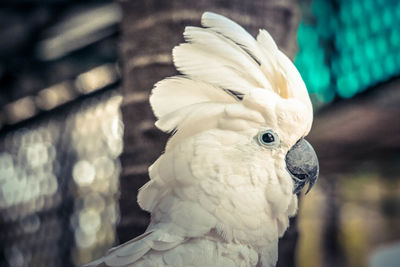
[85,12,319,267]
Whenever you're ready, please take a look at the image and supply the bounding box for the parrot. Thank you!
[84,11,319,267]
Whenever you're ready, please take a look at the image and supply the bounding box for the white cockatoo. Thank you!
[84,12,319,267]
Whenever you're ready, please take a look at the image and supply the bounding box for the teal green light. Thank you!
[331,60,340,74]
[308,66,330,92]
[376,37,387,55]
[296,0,400,102]
[329,17,339,32]
[370,63,384,82]
[345,30,357,46]
[340,57,353,73]
[396,54,400,73]
[358,24,369,40]
[297,22,318,46]
[351,2,362,18]
[364,0,374,13]
[383,56,396,75]
[337,74,359,98]
[358,67,371,89]
[389,30,400,47]
[396,3,400,18]
[382,8,393,27]
[352,50,363,67]
[339,6,352,26]
[370,16,380,33]
[312,0,331,16]
[364,42,375,61]
[316,86,335,103]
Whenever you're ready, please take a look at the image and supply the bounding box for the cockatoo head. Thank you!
[149,12,319,199]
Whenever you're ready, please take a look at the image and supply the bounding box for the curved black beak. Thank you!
[285,138,319,194]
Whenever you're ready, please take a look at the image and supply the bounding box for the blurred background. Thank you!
[0,0,399,267]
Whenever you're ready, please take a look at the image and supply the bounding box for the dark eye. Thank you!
[257,129,280,148]
[262,132,274,143]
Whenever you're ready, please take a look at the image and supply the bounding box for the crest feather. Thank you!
[150,77,235,119]
[150,11,312,134]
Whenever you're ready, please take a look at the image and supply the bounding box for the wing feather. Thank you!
[83,230,186,267]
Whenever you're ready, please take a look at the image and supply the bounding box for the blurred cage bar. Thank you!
[0,1,123,266]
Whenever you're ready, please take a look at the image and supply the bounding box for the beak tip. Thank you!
[305,183,313,195]
[292,175,317,195]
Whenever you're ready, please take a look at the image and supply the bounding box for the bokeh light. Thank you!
[296,0,400,104]
[0,92,122,267]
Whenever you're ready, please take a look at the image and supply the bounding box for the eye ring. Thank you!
[257,129,280,148]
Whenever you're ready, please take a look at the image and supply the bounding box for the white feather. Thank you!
[173,43,257,94]
[103,230,185,267]
[183,26,272,90]
[150,77,235,119]
[276,50,313,120]
[83,231,154,267]
[201,12,278,88]
[154,102,226,133]
[200,12,263,63]
[256,29,278,53]
[256,29,289,98]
